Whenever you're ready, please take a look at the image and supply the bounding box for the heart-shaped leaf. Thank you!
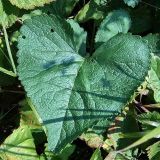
[17,14,150,152]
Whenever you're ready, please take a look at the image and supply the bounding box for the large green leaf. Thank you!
[17,14,150,152]
[9,0,54,9]
[95,9,131,48]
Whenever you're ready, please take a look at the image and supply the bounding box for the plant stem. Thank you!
[2,24,17,75]
[0,66,16,77]
[0,105,16,120]
[1,89,24,94]
[143,104,160,108]
[120,131,147,138]
[141,1,160,10]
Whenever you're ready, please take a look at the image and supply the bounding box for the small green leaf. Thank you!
[147,141,160,160]
[108,106,139,150]
[90,148,103,160]
[115,149,139,160]
[75,0,106,22]
[138,111,160,131]
[115,150,138,160]
[95,9,131,48]
[17,14,150,152]
[58,144,76,160]
[80,132,104,148]
[67,19,87,56]
[42,0,79,17]
[43,143,75,160]
[144,34,160,55]
[21,10,42,22]
[9,0,54,9]
[0,125,39,160]
[19,100,41,128]
[0,0,19,27]
[147,55,160,103]
[115,153,127,160]
[119,126,160,152]
[92,119,110,134]
[123,0,139,8]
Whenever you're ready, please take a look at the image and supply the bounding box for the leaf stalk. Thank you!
[2,24,17,75]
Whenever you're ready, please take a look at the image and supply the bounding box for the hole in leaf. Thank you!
[50,29,54,32]
[22,35,26,39]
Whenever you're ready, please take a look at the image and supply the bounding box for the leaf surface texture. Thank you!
[17,14,150,152]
